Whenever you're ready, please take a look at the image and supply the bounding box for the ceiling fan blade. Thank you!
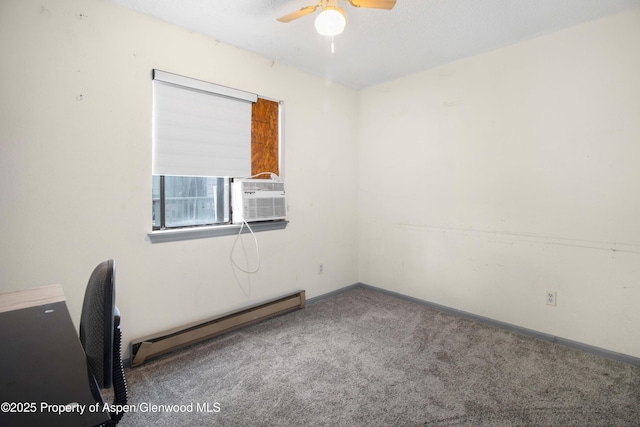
[348,0,397,9]
[277,5,320,23]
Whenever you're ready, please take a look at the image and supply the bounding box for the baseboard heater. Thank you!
[130,290,305,367]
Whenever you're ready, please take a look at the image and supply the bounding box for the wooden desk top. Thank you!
[0,284,65,313]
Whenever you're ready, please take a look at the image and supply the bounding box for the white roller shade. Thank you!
[152,70,257,177]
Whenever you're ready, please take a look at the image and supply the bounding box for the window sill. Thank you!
[147,220,288,244]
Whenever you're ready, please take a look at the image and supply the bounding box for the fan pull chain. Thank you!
[331,36,335,54]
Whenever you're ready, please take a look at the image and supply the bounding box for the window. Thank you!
[152,176,228,228]
[151,70,281,235]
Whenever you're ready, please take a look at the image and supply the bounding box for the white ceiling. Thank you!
[106,0,640,89]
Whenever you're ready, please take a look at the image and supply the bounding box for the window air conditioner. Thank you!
[231,179,287,224]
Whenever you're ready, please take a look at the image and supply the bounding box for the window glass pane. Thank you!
[152,175,161,228]
[154,176,228,228]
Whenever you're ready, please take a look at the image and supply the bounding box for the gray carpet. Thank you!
[109,287,640,426]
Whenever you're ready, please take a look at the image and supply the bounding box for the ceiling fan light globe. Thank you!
[315,9,346,36]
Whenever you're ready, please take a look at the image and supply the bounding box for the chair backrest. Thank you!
[80,259,115,389]
[79,260,128,425]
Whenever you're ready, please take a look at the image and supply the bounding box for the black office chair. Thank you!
[80,259,128,426]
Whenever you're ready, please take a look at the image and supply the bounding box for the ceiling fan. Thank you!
[277,0,397,36]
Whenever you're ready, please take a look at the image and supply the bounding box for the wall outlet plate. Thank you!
[546,290,557,306]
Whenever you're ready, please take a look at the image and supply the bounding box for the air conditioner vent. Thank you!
[241,181,284,192]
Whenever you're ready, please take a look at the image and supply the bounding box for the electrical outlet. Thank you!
[318,263,324,275]
[546,290,557,306]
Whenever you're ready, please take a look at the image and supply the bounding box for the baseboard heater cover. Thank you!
[130,290,305,367]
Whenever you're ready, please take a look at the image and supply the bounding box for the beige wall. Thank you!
[0,0,359,354]
[358,9,640,357]
[2,0,639,360]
